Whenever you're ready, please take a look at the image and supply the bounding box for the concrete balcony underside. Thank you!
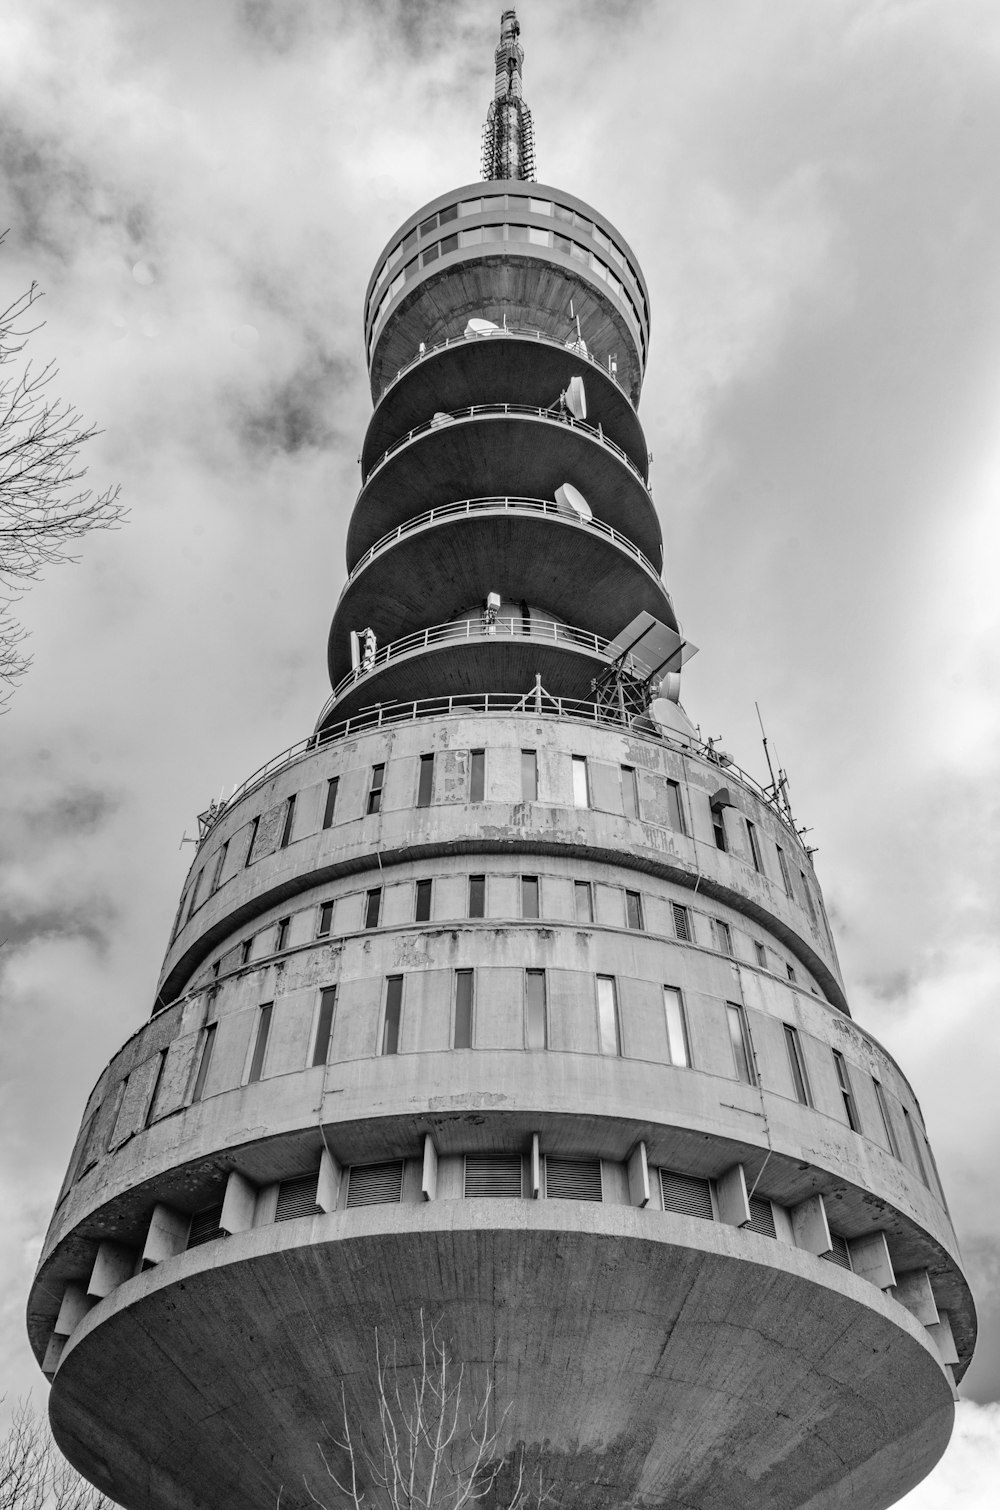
[347,408,662,568]
[362,332,647,477]
[328,505,672,681]
[47,1205,955,1510]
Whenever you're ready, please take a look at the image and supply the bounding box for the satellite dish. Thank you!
[465,317,500,338]
[431,411,454,428]
[555,482,592,521]
[565,375,587,420]
[564,335,588,356]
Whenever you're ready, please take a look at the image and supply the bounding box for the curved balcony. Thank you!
[329,496,672,682]
[363,326,648,478]
[348,404,662,570]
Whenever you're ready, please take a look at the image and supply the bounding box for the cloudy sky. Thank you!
[1,0,998,1501]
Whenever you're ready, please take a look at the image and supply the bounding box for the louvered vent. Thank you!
[465,1155,523,1198]
[746,1196,776,1238]
[545,1157,602,1202]
[671,903,691,941]
[659,1169,714,1221]
[275,1172,320,1222]
[188,1203,226,1248]
[823,1232,853,1270]
[346,1161,404,1208]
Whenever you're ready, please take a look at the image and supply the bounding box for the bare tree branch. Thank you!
[0,1398,113,1510]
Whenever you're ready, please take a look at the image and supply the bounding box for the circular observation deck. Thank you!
[347,405,662,570]
[362,328,648,479]
[328,497,673,683]
[364,182,650,404]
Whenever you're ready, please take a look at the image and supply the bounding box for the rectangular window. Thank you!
[775,844,793,898]
[468,875,486,918]
[185,869,204,923]
[832,1050,860,1132]
[317,900,334,937]
[454,970,474,1049]
[799,870,818,925]
[666,780,685,833]
[312,987,337,1067]
[365,887,382,928]
[275,917,290,952]
[244,815,260,867]
[381,977,403,1055]
[241,937,254,965]
[248,1003,273,1084]
[620,765,639,820]
[671,902,691,942]
[571,756,590,807]
[727,1003,756,1085]
[754,941,767,968]
[417,753,435,808]
[415,879,433,923]
[470,748,485,802]
[786,963,796,983]
[574,880,593,923]
[521,749,538,801]
[663,987,690,1067]
[745,819,762,872]
[322,777,339,830]
[525,970,547,1049]
[872,1077,901,1159]
[715,919,733,957]
[712,805,727,851]
[280,794,296,849]
[144,1050,168,1128]
[367,764,385,815]
[596,976,621,1055]
[210,841,229,894]
[783,1025,811,1105]
[625,890,644,931]
[521,876,539,919]
[901,1106,930,1184]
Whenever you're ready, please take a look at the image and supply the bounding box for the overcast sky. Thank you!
[1,1,998,1503]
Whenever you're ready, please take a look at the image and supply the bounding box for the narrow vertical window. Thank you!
[468,875,486,918]
[185,869,204,923]
[322,777,339,830]
[625,890,644,931]
[317,900,334,937]
[210,841,229,894]
[872,1077,901,1159]
[596,976,621,1056]
[382,976,403,1055]
[799,870,818,925]
[312,987,336,1067]
[244,815,260,868]
[666,780,685,833]
[620,766,639,820]
[417,753,435,808]
[279,794,296,849]
[521,876,539,919]
[754,941,767,968]
[571,756,590,807]
[248,1003,273,1083]
[574,880,593,922]
[454,970,474,1048]
[832,1050,860,1132]
[470,748,485,802]
[663,987,690,1067]
[727,1004,756,1085]
[191,1023,217,1103]
[901,1106,929,1184]
[241,937,254,965]
[521,749,537,801]
[275,917,290,952]
[415,879,433,922]
[144,1049,168,1128]
[783,1025,811,1105]
[365,887,382,928]
[711,801,727,852]
[745,818,762,872]
[715,919,733,957]
[775,844,793,898]
[786,963,796,983]
[671,902,691,941]
[525,970,547,1048]
[367,764,385,815]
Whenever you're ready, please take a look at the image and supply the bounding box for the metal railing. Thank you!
[363,401,650,492]
[347,496,660,584]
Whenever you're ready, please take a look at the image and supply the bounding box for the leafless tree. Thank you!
[0,265,125,705]
[300,1315,552,1510]
[0,1398,113,1510]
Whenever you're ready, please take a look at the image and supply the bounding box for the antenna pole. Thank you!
[755,701,778,794]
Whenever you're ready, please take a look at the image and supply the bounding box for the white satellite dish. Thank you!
[564,335,588,356]
[555,482,592,522]
[431,411,454,428]
[465,317,500,338]
[565,375,587,420]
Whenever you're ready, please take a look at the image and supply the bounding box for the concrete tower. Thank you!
[29,12,975,1510]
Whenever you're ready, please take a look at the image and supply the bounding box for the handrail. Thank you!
[347,496,660,583]
[376,323,635,406]
[363,401,650,492]
[207,692,805,846]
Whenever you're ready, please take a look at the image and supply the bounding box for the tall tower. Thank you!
[29,13,974,1510]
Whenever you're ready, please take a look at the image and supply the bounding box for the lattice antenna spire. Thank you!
[481,8,536,181]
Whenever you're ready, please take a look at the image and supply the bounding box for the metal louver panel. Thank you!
[346,1161,404,1208]
[671,903,691,941]
[545,1156,602,1202]
[464,1155,523,1198]
[659,1169,714,1221]
[187,1203,226,1248]
[823,1232,853,1270]
[746,1196,777,1238]
[275,1172,321,1222]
